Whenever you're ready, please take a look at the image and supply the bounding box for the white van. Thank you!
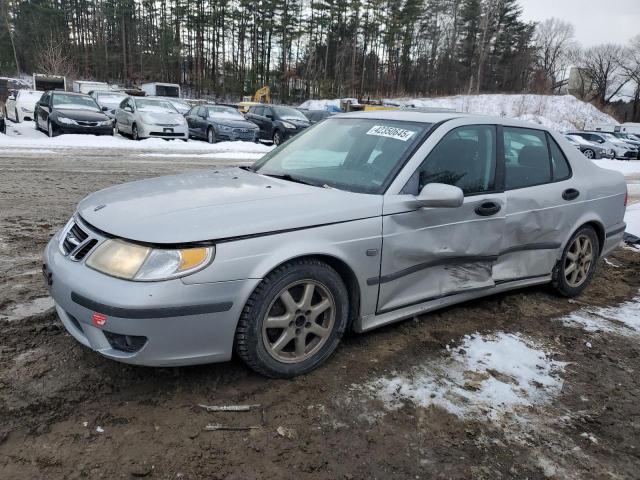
[141,82,181,98]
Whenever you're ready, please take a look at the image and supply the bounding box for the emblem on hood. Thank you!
[94,204,106,212]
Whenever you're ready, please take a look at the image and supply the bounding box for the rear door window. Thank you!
[504,127,551,189]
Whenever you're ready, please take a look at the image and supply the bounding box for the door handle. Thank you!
[475,201,501,216]
[562,188,580,201]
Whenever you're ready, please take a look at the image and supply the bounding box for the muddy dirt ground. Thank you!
[1,148,640,479]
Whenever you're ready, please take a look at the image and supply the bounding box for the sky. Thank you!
[519,0,640,47]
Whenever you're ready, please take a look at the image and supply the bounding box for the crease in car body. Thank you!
[43,111,628,377]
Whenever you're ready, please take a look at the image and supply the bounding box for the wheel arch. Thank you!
[565,219,605,256]
[249,253,362,331]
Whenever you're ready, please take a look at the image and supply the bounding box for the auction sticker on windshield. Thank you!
[366,125,416,141]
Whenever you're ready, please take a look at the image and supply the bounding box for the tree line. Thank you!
[0,0,639,119]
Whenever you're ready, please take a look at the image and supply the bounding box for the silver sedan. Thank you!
[43,112,627,377]
[115,96,188,141]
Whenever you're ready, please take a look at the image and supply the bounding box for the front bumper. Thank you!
[216,129,259,142]
[138,122,188,139]
[55,123,113,135]
[43,230,259,366]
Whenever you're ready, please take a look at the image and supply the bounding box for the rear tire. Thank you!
[132,123,139,141]
[273,130,282,146]
[235,259,349,378]
[552,226,599,297]
[207,127,215,144]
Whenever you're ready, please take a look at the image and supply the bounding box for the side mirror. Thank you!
[412,183,464,209]
[265,114,273,120]
[101,106,108,111]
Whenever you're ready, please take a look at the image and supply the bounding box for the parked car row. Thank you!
[565,130,640,160]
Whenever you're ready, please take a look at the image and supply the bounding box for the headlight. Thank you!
[86,239,214,281]
[98,120,113,127]
[218,125,232,132]
[282,121,296,129]
[175,116,186,124]
[57,116,78,125]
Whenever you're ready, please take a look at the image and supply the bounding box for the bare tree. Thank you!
[36,36,77,78]
[575,43,626,105]
[532,18,575,93]
[620,35,640,120]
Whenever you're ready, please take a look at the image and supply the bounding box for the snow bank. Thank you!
[363,332,565,420]
[592,159,640,176]
[0,121,273,155]
[563,296,640,335]
[387,94,617,132]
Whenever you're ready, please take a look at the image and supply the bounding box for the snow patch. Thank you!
[2,297,55,321]
[0,121,273,155]
[562,296,640,335]
[363,332,565,420]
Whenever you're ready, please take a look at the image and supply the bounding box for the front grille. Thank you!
[155,123,178,127]
[77,121,98,127]
[62,222,89,255]
[233,128,255,140]
[103,331,147,353]
[60,219,98,261]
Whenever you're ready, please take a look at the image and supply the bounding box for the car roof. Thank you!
[334,110,559,131]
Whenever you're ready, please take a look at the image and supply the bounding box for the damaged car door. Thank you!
[377,124,505,313]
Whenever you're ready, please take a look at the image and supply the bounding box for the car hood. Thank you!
[54,108,109,121]
[138,111,184,124]
[281,118,310,128]
[210,117,258,129]
[77,167,382,244]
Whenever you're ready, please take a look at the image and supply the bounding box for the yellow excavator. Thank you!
[238,86,271,113]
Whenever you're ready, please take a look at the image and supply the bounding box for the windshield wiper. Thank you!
[259,172,320,187]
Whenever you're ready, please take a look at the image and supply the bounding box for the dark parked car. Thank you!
[0,110,5,134]
[298,109,334,124]
[186,105,259,143]
[245,105,310,145]
[35,91,114,137]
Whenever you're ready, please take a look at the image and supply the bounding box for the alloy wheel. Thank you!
[47,121,53,137]
[584,149,594,159]
[273,131,281,145]
[207,128,214,144]
[564,234,594,287]
[261,279,336,364]
[132,124,139,140]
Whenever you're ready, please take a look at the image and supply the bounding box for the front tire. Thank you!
[15,109,20,123]
[207,127,216,144]
[552,226,599,297]
[235,259,349,378]
[583,149,595,159]
[47,120,55,138]
[132,123,139,141]
[273,130,282,146]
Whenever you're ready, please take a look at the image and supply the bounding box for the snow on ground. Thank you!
[563,296,640,336]
[387,94,617,132]
[361,332,565,420]
[593,159,640,176]
[0,120,273,155]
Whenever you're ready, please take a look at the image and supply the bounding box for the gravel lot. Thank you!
[1,146,640,479]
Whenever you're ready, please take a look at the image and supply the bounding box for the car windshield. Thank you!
[167,100,190,114]
[20,91,43,103]
[253,118,430,194]
[97,93,127,107]
[567,134,591,146]
[52,93,100,111]
[207,106,244,119]
[602,133,623,143]
[273,106,308,122]
[135,98,178,113]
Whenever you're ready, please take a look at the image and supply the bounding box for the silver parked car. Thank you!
[115,97,188,141]
[43,112,627,377]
